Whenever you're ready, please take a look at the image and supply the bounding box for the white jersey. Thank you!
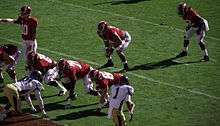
[109,84,134,109]
[14,76,42,92]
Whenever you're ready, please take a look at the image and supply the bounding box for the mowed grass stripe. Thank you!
[48,0,220,42]
[1,36,219,100]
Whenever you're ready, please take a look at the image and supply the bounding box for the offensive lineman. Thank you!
[57,59,99,101]
[97,21,132,71]
[0,5,38,61]
[176,2,209,61]
[89,69,130,112]
[0,44,20,83]
[0,71,47,121]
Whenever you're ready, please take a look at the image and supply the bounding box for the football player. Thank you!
[89,69,131,112]
[0,44,21,83]
[0,5,38,61]
[57,59,99,101]
[0,71,47,121]
[26,51,67,96]
[108,79,135,126]
[97,21,132,71]
[176,2,209,61]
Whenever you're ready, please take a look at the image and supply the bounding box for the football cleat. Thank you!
[175,51,188,58]
[123,63,129,71]
[200,55,209,62]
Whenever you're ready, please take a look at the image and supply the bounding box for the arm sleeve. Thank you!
[25,93,35,109]
[34,88,45,111]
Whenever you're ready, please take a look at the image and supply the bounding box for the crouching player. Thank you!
[57,59,99,101]
[26,51,67,96]
[89,69,132,113]
[0,71,47,121]
[108,76,135,126]
[0,44,20,83]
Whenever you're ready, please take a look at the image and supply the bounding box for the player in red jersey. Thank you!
[97,21,132,71]
[26,51,67,96]
[0,44,21,83]
[57,59,99,101]
[176,2,209,61]
[0,5,38,61]
[89,69,130,112]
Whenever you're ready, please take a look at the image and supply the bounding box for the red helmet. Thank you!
[3,44,18,55]
[27,51,36,62]
[57,59,68,70]
[177,2,186,16]
[89,69,100,79]
[97,21,108,33]
[20,5,32,16]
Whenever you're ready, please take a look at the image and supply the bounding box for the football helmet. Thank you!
[2,44,18,55]
[57,59,69,71]
[89,69,99,79]
[20,5,32,16]
[30,70,43,82]
[177,2,186,16]
[27,51,36,62]
[120,75,129,85]
[97,21,108,33]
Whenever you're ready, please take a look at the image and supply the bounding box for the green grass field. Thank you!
[0,0,220,126]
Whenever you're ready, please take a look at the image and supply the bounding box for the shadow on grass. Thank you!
[53,108,107,121]
[93,0,149,6]
[127,57,201,72]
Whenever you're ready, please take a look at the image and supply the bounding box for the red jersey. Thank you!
[15,16,38,40]
[99,26,125,48]
[94,71,123,89]
[29,53,56,74]
[183,7,202,26]
[62,60,91,81]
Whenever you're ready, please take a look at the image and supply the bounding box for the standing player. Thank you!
[89,69,129,112]
[57,59,99,101]
[0,44,20,83]
[0,71,47,121]
[176,2,209,61]
[26,51,67,96]
[97,21,132,71]
[0,5,38,61]
[108,79,135,126]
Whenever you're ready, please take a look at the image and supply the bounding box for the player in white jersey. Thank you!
[0,71,47,121]
[108,77,135,126]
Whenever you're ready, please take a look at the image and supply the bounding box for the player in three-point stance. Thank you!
[0,5,38,62]
[176,2,209,61]
[97,21,132,71]
[26,51,67,96]
[0,71,47,121]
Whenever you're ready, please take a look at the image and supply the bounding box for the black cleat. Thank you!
[123,63,129,71]
[201,55,209,62]
[176,51,188,58]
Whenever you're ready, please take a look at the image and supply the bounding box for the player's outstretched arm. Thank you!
[0,18,16,24]
[34,89,48,118]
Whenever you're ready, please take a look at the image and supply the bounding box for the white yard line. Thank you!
[48,0,220,42]
[0,37,219,100]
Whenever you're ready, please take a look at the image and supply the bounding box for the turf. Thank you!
[0,0,220,126]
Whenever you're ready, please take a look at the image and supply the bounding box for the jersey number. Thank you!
[22,24,28,35]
